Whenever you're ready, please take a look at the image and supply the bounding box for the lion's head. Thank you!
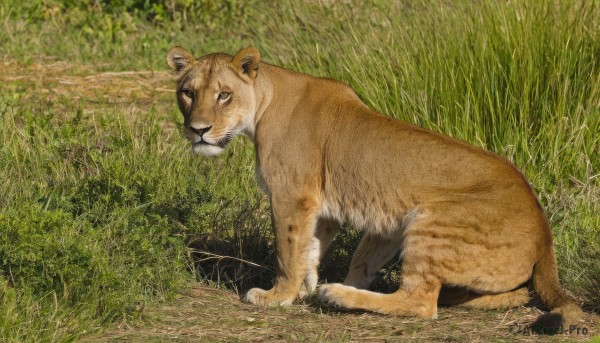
[167,46,261,156]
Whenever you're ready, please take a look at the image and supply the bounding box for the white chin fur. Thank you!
[192,144,224,156]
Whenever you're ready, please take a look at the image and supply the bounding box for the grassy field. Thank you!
[0,0,599,342]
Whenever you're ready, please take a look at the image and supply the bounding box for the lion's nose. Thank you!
[189,125,212,137]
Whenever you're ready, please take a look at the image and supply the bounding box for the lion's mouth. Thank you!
[216,134,233,148]
[192,133,233,149]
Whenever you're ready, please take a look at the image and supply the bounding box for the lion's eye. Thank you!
[217,92,231,101]
[182,89,194,100]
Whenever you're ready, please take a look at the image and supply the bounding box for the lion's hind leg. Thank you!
[439,286,530,309]
[319,241,442,319]
[319,273,441,319]
[343,232,402,289]
[319,211,445,318]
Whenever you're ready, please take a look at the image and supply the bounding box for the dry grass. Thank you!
[87,284,598,343]
[0,58,173,115]
[0,57,181,140]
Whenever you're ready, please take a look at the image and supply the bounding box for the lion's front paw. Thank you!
[318,283,355,308]
[244,287,269,305]
[244,287,295,307]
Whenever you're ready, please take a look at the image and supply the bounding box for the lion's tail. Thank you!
[530,218,582,332]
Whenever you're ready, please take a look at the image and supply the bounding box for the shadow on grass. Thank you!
[188,228,275,294]
[186,218,405,297]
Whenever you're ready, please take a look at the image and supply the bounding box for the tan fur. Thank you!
[167,46,582,327]
[438,286,530,308]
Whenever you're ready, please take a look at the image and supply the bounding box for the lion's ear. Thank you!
[167,46,195,76]
[230,47,260,82]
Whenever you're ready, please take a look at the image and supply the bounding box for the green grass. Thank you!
[1,0,599,342]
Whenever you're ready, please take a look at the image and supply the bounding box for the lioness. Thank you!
[167,46,581,328]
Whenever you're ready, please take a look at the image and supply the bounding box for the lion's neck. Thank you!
[245,63,313,143]
[242,63,277,142]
